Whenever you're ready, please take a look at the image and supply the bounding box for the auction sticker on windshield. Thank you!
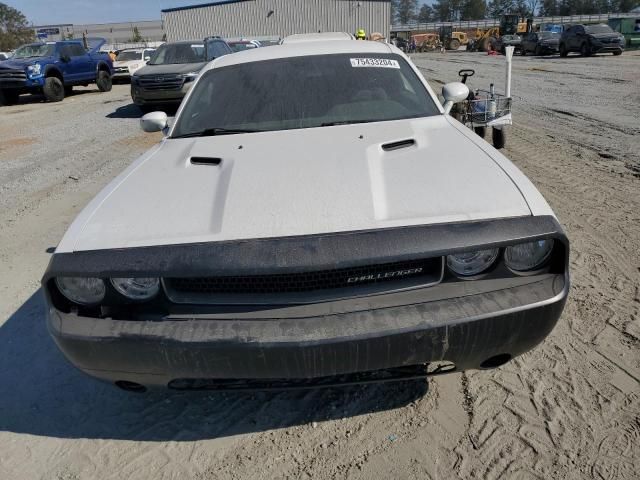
[350,58,400,69]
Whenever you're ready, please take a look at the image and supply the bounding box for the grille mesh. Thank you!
[167,258,441,295]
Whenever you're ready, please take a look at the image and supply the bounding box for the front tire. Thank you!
[492,128,506,149]
[449,38,460,50]
[43,77,65,102]
[97,71,112,92]
[535,45,542,56]
[613,50,622,56]
[559,43,568,57]
[580,42,591,57]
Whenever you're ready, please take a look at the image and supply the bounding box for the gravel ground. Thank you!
[0,51,638,480]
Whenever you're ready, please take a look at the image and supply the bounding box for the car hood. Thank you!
[589,33,620,40]
[0,57,50,69]
[134,62,207,76]
[59,116,542,252]
[114,60,143,68]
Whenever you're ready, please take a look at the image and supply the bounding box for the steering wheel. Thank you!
[458,69,475,84]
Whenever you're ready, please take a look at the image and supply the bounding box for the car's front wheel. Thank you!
[613,50,622,56]
[97,71,112,92]
[535,45,542,56]
[580,42,591,57]
[559,43,568,57]
[43,77,65,102]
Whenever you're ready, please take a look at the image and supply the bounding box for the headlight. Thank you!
[447,248,499,277]
[130,64,139,70]
[56,277,106,305]
[111,277,160,300]
[183,72,199,83]
[27,63,42,76]
[505,239,554,272]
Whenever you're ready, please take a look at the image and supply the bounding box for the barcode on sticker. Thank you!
[350,58,400,69]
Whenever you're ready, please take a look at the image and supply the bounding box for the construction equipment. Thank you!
[412,33,441,52]
[469,14,522,52]
[438,26,469,50]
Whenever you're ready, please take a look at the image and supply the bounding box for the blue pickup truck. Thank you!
[0,38,113,105]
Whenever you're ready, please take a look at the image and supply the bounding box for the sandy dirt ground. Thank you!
[0,51,638,480]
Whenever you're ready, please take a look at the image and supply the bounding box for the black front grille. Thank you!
[167,257,442,295]
[0,69,27,81]
[138,74,184,90]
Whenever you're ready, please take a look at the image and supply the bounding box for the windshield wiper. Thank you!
[320,119,378,127]
[172,127,264,139]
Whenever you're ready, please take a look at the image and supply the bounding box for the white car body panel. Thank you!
[55,40,555,253]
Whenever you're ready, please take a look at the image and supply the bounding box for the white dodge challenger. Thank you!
[42,37,569,392]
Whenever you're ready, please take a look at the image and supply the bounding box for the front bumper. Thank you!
[130,82,193,105]
[590,44,623,53]
[538,44,559,53]
[47,272,567,388]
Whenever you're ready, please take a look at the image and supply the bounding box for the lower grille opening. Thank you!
[167,363,452,391]
[166,257,442,296]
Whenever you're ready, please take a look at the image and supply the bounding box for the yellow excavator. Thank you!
[469,14,522,52]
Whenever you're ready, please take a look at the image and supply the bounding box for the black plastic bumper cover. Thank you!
[47,273,567,388]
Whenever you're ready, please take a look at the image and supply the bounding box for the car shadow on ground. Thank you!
[0,291,428,441]
[106,103,144,119]
[106,103,178,119]
[5,89,97,106]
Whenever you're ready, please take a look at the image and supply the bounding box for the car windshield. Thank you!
[172,53,439,137]
[13,44,55,58]
[585,24,614,34]
[117,51,142,61]
[148,43,205,65]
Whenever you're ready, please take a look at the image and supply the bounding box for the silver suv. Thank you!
[131,38,232,112]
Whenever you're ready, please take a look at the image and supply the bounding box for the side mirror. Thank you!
[140,111,168,133]
[144,56,150,61]
[442,82,470,114]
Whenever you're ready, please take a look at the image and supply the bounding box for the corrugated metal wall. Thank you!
[162,0,390,42]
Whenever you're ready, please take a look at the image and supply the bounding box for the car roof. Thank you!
[209,40,394,70]
[281,32,355,44]
[166,40,204,45]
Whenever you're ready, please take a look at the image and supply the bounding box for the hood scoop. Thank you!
[382,139,416,151]
[190,157,222,166]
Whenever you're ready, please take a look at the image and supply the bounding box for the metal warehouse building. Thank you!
[162,0,391,42]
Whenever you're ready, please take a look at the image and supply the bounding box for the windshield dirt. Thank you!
[13,44,55,58]
[148,43,205,65]
[172,53,439,137]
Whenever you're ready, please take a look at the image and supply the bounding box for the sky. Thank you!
[9,0,223,25]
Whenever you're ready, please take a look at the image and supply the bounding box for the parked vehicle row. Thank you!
[506,23,624,57]
[0,35,263,107]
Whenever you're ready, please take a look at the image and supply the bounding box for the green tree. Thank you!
[128,25,144,43]
[462,0,487,19]
[487,0,515,16]
[0,2,35,51]
[418,3,435,22]
[394,0,419,23]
